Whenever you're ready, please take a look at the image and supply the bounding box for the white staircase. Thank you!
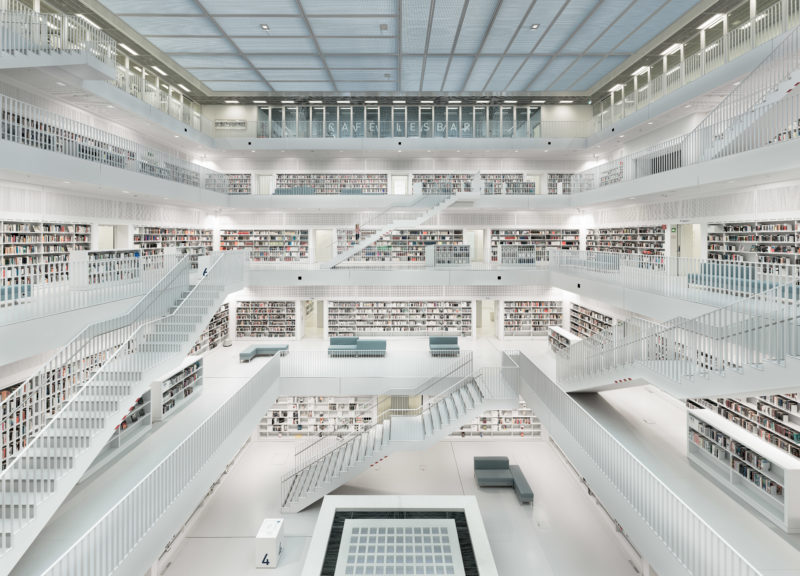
[281,376,494,513]
[0,251,246,574]
[325,194,461,268]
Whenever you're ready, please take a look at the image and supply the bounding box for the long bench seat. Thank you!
[474,456,533,504]
[429,336,460,356]
[328,336,386,357]
[239,344,289,363]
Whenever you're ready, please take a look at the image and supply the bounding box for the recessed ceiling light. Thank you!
[427,150,431,152]
[174,135,179,138]
[106,104,113,108]
[280,150,285,152]
[309,99,323,104]
[503,100,517,104]
[119,43,138,56]
[631,66,649,76]
[337,100,351,104]
[647,121,654,125]
[448,100,462,104]
[475,100,490,104]
[63,180,70,184]
[628,197,635,200]
[151,66,167,77]
[177,84,191,93]
[133,65,142,72]
[56,81,67,87]
[253,100,266,103]
[122,190,129,194]
[544,149,548,153]
[251,150,255,153]
[365,100,378,104]
[530,100,545,104]
[514,150,519,153]
[281,100,295,104]
[698,14,725,30]
[225,100,240,104]
[260,24,270,31]
[559,100,574,104]
[733,81,741,86]
[393,100,406,104]
[660,43,682,56]
[530,23,540,30]
[684,104,691,108]
[619,134,624,138]
[77,14,99,29]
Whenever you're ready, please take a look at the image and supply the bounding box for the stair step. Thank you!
[423,411,433,437]
[444,397,457,421]
[436,401,448,425]
[2,478,55,493]
[0,503,35,520]
[452,392,465,417]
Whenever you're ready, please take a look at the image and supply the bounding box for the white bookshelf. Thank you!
[707,220,800,266]
[687,408,800,532]
[206,173,252,195]
[546,173,575,195]
[412,173,472,194]
[490,229,579,261]
[260,395,376,437]
[152,356,202,421]
[548,325,580,352]
[219,229,309,262]
[133,226,213,269]
[503,301,562,336]
[452,399,541,437]
[336,228,464,263]
[275,173,388,195]
[586,226,665,255]
[327,300,472,337]
[236,300,297,339]
[480,173,523,195]
[599,161,624,187]
[1,220,91,281]
[190,303,230,354]
[569,303,614,339]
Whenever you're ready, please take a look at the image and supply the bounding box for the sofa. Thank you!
[328,336,387,357]
[273,186,316,195]
[239,344,289,363]
[429,336,460,356]
[474,456,533,504]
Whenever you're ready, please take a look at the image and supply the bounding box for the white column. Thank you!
[700,30,706,75]
[470,299,477,341]
[150,380,164,422]
[323,300,330,338]
[484,228,492,263]
[307,229,315,263]
[295,300,303,339]
[496,300,504,340]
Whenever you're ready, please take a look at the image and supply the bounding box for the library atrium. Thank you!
[1,0,800,574]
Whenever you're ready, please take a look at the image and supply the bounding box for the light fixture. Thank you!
[106,104,113,108]
[174,135,179,138]
[178,84,191,92]
[281,100,295,104]
[514,150,519,153]
[559,100,574,104]
[608,84,623,92]
[365,100,378,104]
[698,14,724,30]
[225,100,240,104]
[619,134,625,138]
[647,121,654,125]
[260,23,270,31]
[631,66,649,76]
[475,100,490,104]
[448,100,462,104]
[337,100,351,104]
[56,81,66,87]
[660,43,682,56]
[133,65,142,72]
[309,99,323,104]
[530,23,540,30]
[151,65,167,76]
[122,190,129,194]
[77,14,99,29]
[420,100,434,104]
[119,43,138,56]
[63,180,70,184]
[503,100,517,104]
[393,100,406,104]
[530,100,545,104]
[252,99,266,104]
[684,104,691,108]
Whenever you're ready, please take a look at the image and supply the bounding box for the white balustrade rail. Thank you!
[0,93,229,191]
[512,350,762,576]
[38,331,280,576]
[0,250,245,559]
[0,5,116,67]
[0,252,173,325]
[0,253,187,467]
[556,281,800,386]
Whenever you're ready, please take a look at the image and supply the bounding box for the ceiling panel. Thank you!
[569,55,627,90]
[317,37,397,54]
[120,16,220,36]
[427,0,466,54]
[591,0,665,52]
[506,0,566,54]
[486,55,526,91]
[331,69,396,81]
[146,36,235,53]
[547,55,602,90]
[172,54,251,68]
[536,0,599,53]
[198,0,300,15]
[442,55,473,92]
[104,0,202,15]
[614,0,699,53]
[326,55,397,68]
[529,56,577,90]
[299,0,396,15]
[216,17,310,36]
[481,0,532,54]
[401,55,424,91]
[231,37,317,53]
[422,55,449,91]
[188,68,264,81]
[505,56,550,90]
[454,0,496,54]
[250,55,325,68]
[309,17,396,37]
[335,81,396,91]
[203,81,271,91]
[402,0,431,52]
[269,81,334,91]
[561,0,632,54]
[463,56,500,91]
[261,69,330,81]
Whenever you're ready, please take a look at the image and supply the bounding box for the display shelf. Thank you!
[327,300,472,337]
[206,173,252,195]
[427,244,471,266]
[133,226,213,269]
[503,301,562,337]
[108,391,151,450]
[1,220,90,273]
[260,395,376,437]
[412,174,472,195]
[480,173,522,195]
[157,356,202,419]
[490,229,579,261]
[219,229,309,262]
[707,220,800,266]
[190,303,230,355]
[336,228,464,263]
[687,408,800,532]
[569,303,615,339]
[586,226,665,255]
[85,250,141,285]
[546,173,575,195]
[236,300,296,339]
[452,399,541,437]
[275,173,388,195]
[548,325,581,352]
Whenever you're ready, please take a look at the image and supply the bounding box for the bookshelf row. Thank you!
[707,220,800,264]
[490,229,579,261]
[275,173,388,195]
[205,173,252,195]
[190,303,230,355]
[481,173,523,195]
[236,300,297,339]
[1,220,91,268]
[327,300,473,337]
[503,300,562,337]
[454,400,541,437]
[133,226,213,269]
[586,226,665,255]
[548,325,580,352]
[336,229,463,263]
[412,173,473,194]
[569,303,614,339]
[160,356,202,417]
[219,229,309,262]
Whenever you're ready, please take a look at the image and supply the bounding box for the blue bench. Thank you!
[429,336,460,356]
[328,337,387,357]
[239,344,289,363]
[273,186,315,195]
[474,456,533,504]
[0,284,32,303]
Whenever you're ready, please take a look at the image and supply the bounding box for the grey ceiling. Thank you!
[96,0,702,95]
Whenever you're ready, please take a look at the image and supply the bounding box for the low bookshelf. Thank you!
[452,399,541,438]
[152,356,203,421]
[220,229,309,262]
[190,303,230,354]
[548,325,580,352]
[133,226,213,269]
[327,300,473,337]
[586,226,665,255]
[503,301,562,337]
[569,303,614,339]
[260,396,376,437]
[490,229,579,262]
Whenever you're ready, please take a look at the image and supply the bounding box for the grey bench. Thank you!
[239,344,288,363]
[328,337,387,357]
[474,456,533,504]
[429,336,460,356]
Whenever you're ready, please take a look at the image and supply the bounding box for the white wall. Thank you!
[541,105,593,123]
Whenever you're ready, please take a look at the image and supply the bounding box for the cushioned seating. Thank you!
[474,457,533,504]
[328,337,387,357]
[687,262,773,295]
[509,465,534,503]
[239,344,288,363]
[339,188,363,195]
[0,284,32,302]
[429,336,460,356]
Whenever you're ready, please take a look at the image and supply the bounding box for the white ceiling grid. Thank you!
[97,0,701,95]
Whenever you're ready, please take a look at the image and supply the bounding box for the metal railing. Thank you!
[0,5,116,68]
[38,289,274,576]
[0,252,187,469]
[0,93,230,192]
[0,252,172,325]
[556,281,800,386]
[513,350,761,576]
[0,250,245,557]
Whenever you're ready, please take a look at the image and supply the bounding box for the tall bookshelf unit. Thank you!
[546,173,575,195]
[687,408,800,532]
[133,226,213,269]
[569,303,614,339]
[480,173,523,194]
[236,300,297,339]
[489,229,580,261]
[260,396,376,437]
[412,174,472,194]
[453,400,541,437]
[153,356,203,420]
[275,173,388,195]
[219,229,309,262]
[2,219,91,276]
[586,226,665,255]
[206,173,252,195]
[327,300,472,337]
[336,229,463,263]
[548,326,580,352]
[503,301,563,336]
[190,303,230,354]
[707,220,800,266]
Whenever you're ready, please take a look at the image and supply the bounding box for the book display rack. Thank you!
[707,220,800,266]
[503,301,562,336]
[490,229,579,261]
[412,174,472,194]
[569,303,614,339]
[548,325,580,352]
[236,300,296,339]
[327,300,472,337]
[190,303,230,354]
[586,226,665,255]
[220,229,309,262]
[336,229,464,263]
[133,226,213,269]
[453,399,541,437]
[275,173,388,195]
[260,396,376,437]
